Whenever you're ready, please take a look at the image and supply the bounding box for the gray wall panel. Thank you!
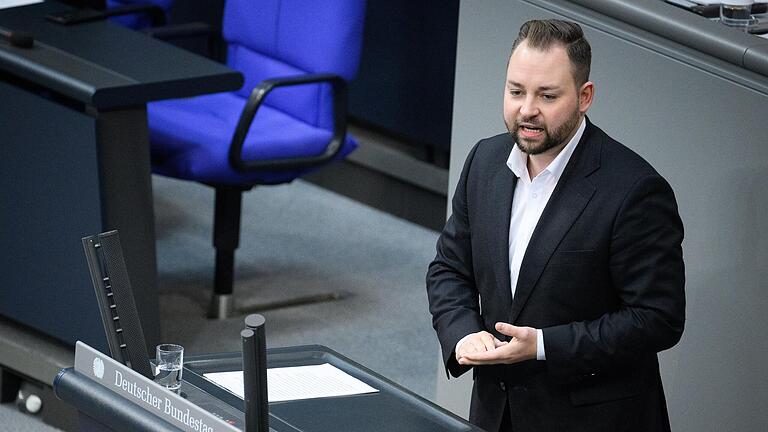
[440,1,768,429]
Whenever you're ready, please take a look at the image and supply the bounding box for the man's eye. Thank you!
[542,94,557,101]
[509,90,522,96]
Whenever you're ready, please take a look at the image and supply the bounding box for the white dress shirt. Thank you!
[456,117,585,362]
[509,118,585,360]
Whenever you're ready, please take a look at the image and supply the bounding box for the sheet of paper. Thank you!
[0,0,43,10]
[204,363,379,403]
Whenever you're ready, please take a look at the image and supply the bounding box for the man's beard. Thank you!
[507,109,581,155]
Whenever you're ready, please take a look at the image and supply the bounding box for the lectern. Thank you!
[55,342,486,431]
[54,232,483,431]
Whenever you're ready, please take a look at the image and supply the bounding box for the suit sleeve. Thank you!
[426,141,486,378]
[543,173,686,380]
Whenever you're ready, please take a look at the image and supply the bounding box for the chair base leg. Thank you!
[207,291,348,319]
[238,291,347,314]
[207,186,349,319]
[208,294,234,320]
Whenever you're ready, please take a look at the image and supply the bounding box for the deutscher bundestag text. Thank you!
[114,370,214,432]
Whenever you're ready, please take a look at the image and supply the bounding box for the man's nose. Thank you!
[519,96,539,117]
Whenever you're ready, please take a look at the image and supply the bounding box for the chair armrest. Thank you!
[103,4,166,27]
[229,74,349,172]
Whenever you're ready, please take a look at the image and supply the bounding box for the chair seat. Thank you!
[148,92,356,185]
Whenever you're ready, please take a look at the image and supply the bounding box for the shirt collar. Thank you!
[507,116,586,182]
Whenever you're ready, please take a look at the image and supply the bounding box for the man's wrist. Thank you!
[455,333,473,361]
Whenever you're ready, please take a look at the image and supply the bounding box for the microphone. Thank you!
[242,314,269,432]
[0,28,34,49]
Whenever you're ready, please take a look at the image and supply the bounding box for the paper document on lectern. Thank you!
[0,0,42,10]
[205,363,379,402]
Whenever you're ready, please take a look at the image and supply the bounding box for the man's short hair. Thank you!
[511,19,591,87]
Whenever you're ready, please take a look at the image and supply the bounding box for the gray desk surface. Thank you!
[567,0,768,77]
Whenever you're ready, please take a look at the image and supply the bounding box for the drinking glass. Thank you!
[155,343,184,392]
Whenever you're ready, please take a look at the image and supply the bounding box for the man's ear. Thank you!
[579,81,594,113]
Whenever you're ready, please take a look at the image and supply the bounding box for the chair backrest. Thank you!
[106,0,174,29]
[223,0,366,130]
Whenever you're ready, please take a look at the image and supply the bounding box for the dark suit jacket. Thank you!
[427,120,685,432]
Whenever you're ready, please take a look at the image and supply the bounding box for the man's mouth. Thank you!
[518,124,544,137]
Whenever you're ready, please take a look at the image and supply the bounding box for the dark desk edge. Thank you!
[0,39,243,109]
[92,72,243,109]
[54,368,181,432]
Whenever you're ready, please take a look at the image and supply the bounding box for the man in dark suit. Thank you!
[426,19,685,432]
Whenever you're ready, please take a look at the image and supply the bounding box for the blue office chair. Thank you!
[105,0,173,28]
[147,0,366,319]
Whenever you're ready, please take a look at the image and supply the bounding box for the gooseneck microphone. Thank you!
[0,28,34,49]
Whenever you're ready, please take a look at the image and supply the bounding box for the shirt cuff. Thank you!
[536,328,545,360]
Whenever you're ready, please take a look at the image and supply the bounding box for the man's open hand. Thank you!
[455,330,507,362]
[457,323,537,366]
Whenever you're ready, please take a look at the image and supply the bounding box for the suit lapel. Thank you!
[488,140,516,313]
[508,122,601,325]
